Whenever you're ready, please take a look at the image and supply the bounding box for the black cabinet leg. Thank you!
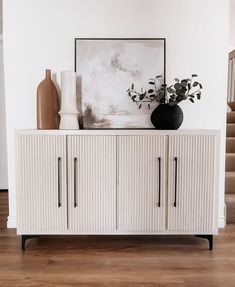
[195,235,213,250]
[22,235,37,251]
[22,235,26,250]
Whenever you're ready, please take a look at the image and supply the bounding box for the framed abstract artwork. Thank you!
[75,38,166,129]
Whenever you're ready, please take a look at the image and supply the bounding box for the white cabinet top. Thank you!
[16,129,220,136]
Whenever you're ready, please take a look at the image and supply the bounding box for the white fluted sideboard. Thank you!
[15,130,220,250]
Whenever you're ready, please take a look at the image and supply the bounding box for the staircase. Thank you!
[226,102,235,223]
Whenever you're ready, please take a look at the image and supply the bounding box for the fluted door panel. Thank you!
[67,136,116,232]
[16,135,67,234]
[118,136,167,231]
[168,135,217,232]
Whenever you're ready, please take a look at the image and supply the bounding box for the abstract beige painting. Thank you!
[75,38,165,129]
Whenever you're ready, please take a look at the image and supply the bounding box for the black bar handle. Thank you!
[74,157,77,208]
[57,157,61,208]
[174,157,178,207]
[158,157,161,207]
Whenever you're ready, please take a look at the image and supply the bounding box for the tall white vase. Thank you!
[59,71,79,130]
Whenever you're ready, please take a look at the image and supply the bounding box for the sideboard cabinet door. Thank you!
[167,135,217,232]
[118,136,167,231]
[16,135,67,233]
[67,136,116,232]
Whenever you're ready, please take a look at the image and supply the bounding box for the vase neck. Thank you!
[45,69,51,79]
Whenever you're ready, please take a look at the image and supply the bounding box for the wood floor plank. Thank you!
[1,192,235,286]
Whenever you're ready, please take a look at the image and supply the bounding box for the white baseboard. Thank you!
[7,216,226,229]
[219,216,226,228]
[7,216,16,228]
[218,204,227,228]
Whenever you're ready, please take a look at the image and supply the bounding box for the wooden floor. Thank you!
[1,192,235,286]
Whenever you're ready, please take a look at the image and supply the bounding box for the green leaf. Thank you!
[192,74,198,77]
[156,75,162,79]
[159,88,166,96]
[197,93,201,100]
[148,89,154,94]
[148,104,151,109]
[131,95,136,101]
[149,94,156,97]
[176,86,187,96]
[176,96,183,102]
[193,81,199,87]
[181,80,188,87]
[189,98,195,103]
[128,91,132,97]
[167,87,175,94]
[131,83,134,89]
[149,81,155,85]
[174,83,181,90]
[156,94,164,102]
[199,83,203,89]
[139,94,145,100]
[139,104,142,109]
[175,78,180,82]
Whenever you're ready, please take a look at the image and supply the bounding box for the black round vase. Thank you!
[150,104,183,130]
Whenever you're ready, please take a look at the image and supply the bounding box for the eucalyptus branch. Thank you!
[154,76,158,92]
[188,88,201,96]
[129,89,141,96]
[127,74,202,109]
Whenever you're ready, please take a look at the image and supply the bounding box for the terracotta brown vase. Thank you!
[37,69,60,129]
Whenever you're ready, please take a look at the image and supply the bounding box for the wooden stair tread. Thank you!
[227,124,235,137]
[227,112,235,123]
[225,194,235,223]
[225,172,235,194]
[226,104,235,223]
[225,154,235,171]
[228,102,235,111]
[226,138,235,153]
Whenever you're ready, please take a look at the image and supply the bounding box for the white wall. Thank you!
[0,0,2,34]
[0,41,8,189]
[230,0,235,51]
[3,0,229,228]
[0,0,7,189]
